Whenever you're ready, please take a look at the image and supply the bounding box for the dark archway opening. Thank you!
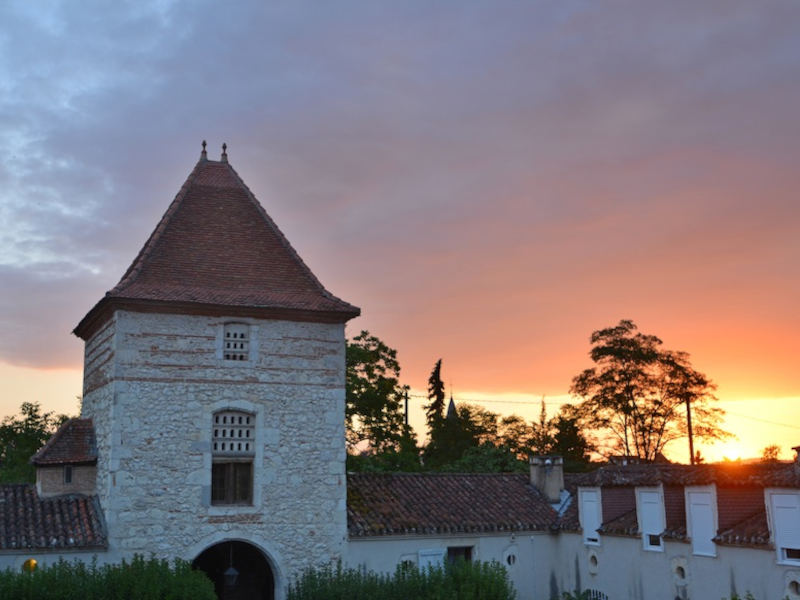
[192,540,274,600]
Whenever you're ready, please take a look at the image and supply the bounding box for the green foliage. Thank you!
[529,399,553,456]
[347,435,422,473]
[438,443,526,473]
[570,319,730,462]
[0,555,214,600]
[346,331,409,452]
[550,406,592,470]
[0,402,71,483]
[288,559,516,600]
[761,444,781,463]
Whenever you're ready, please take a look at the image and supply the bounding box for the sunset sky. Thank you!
[1,1,798,463]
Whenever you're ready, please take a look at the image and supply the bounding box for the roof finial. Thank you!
[201,140,207,160]
[221,142,228,163]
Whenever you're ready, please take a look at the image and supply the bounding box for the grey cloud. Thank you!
[0,0,799,387]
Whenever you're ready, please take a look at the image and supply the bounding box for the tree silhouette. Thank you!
[570,320,730,462]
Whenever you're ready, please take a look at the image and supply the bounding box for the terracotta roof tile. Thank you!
[0,485,106,550]
[714,509,770,548]
[579,462,800,488]
[31,419,96,466]
[75,156,359,339]
[599,508,639,537]
[347,473,557,537]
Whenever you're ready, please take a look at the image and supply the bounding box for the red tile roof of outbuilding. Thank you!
[74,152,359,339]
[31,418,96,466]
[0,485,106,550]
[347,472,558,537]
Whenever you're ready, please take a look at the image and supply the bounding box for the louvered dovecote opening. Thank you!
[223,323,250,361]
[212,411,255,456]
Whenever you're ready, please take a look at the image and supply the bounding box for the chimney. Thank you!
[530,455,564,503]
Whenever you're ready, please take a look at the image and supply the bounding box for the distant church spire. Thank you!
[221,142,228,163]
[446,393,457,421]
[201,140,207,160]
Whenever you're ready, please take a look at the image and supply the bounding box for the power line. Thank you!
[723,409,800,431]
[407,392,566,406]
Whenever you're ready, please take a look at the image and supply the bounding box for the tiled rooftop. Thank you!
[347,472,558,537]
[576,462,800,488]
[0,485,106,550]
[75,154,359,339]
[31,418,96,466]
[714,509,770,548]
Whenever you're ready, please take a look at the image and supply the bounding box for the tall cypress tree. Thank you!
[425,359,446,431]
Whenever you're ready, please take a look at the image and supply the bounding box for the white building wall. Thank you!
[551,531,800,600]
[79,309,348,598]
[347,532,555,599]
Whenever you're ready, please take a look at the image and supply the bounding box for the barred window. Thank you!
[212,410,254,505]
[223,323,250,361]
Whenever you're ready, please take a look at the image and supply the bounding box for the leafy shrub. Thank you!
[288,559,516,600]
[0,555,215,600]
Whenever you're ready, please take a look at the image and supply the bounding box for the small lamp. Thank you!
[224,544,238,587]
[22,558,37,573]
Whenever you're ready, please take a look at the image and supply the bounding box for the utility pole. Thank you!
[404,389,409,427]
[686,395,695,465]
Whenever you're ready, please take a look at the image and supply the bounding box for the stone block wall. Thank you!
[81,316,117,512]
[36,465,97,498]
[80,309,348,592]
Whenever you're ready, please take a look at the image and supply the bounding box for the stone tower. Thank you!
[73,144,359,599]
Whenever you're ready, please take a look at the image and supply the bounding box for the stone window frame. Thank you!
[206,401,263,514]
[215,321,259,365]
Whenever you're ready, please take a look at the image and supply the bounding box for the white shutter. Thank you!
[688,491,716,556]
[418,549,446,570]
[639,490,664,550]
[771,493,800,562]
[580,489,601,545]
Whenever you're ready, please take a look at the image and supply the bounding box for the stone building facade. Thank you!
[70,144,360,599]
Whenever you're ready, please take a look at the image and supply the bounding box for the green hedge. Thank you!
[288,560,516,600]
[0,555,215,600]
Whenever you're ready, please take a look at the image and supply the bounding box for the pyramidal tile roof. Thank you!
[75,146,359,339]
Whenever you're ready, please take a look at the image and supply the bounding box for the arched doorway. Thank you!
[192,540,275,600]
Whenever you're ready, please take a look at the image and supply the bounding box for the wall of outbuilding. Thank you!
[347,532,557,599]
[550,531,800,600]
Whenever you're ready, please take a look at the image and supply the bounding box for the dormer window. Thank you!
[212,410,255,505]
[223,323,250,361]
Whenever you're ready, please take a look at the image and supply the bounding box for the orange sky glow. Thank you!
[1,2,798,465]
